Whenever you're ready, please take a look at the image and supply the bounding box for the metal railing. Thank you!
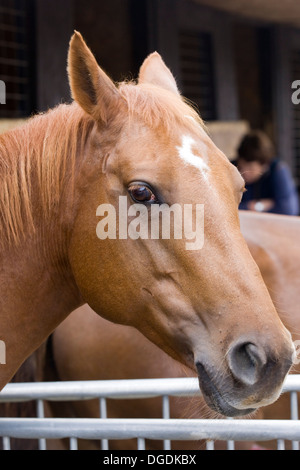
[0,375,299,450]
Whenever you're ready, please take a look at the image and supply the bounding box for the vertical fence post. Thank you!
[36,400,46,450]
[162,395,171,450]
[100,397,109,450]
[290,391,299,450]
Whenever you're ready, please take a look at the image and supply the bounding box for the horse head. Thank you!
[67,32,294,416]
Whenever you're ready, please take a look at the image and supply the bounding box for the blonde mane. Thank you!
[0,103,94,248]
[0,81,203,249]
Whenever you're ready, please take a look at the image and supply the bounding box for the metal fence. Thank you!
[0,375,300,450]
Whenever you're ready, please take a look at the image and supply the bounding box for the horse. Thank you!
[0,31,294,418]
[44,210,300,450]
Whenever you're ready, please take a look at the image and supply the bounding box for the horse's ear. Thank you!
[67,31,120,122]
[138,52,180,95]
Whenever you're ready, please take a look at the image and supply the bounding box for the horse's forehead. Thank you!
[118,114,225,181]
[176,133,211,180]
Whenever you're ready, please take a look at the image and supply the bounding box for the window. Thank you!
[179,31,216,121]
[0,0,35,118]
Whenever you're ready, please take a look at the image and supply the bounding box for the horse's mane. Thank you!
[0,81,203,249]
[0,103,94,248]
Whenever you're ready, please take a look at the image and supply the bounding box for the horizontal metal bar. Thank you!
[0,375,299,403]
[0,377,200,402]
[0,418,299,442]
[282,375,300,392]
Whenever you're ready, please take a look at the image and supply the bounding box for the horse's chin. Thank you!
[196,363,255,417]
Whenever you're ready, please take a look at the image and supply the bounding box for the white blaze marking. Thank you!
[176,135,210,178]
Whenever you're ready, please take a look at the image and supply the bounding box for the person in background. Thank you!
[236,130,299,215]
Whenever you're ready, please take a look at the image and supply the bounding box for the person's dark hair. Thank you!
[237,130,274,164]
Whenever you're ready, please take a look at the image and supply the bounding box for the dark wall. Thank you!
[233,23,273,136]
[35,0,148,111]
[35,0,73,111]
[73,0,134,82]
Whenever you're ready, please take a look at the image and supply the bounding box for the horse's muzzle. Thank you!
[196,338,293,417]
[196,363,255,417]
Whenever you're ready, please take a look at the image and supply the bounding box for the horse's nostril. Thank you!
[227,341,267,386]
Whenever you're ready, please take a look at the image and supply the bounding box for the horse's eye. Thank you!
[128,183,158,204]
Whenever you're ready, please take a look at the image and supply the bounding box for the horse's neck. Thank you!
[0,238,82,389]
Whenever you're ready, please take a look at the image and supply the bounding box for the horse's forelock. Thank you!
[118,81,204,135]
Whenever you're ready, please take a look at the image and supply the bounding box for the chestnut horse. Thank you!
[45,211,300,450]
[0,31,293,417]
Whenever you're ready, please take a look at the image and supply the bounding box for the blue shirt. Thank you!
[239,159,299,216]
